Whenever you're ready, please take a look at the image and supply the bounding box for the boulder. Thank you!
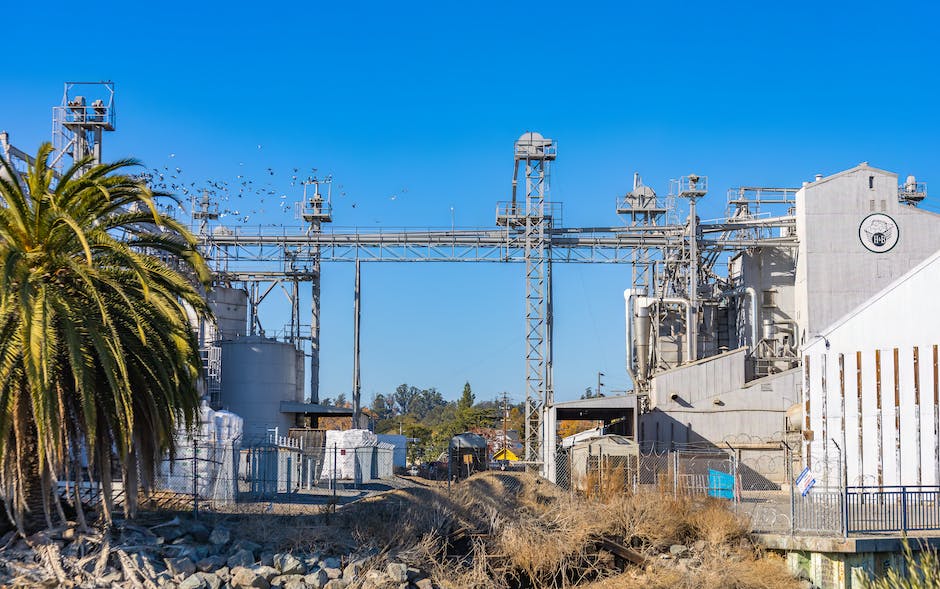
[197,572,223,589]
[228,548,257,569]
[209,527,232,546]
[232,540,263,555]
[159,526,185,543]
[342,559,366,582]
[165,557,197,577]
[274,553,306,575]
[360,570,391,589]
[322,567,342,580]
[253,565,280,583]
[231,566,271,589]
[197,555,226,572]
[304,569,330,588]
[271,574,305,587]
[386,563,408,584]
[179,574,208,589]
[187,521,212,543]
[260,550,276,567]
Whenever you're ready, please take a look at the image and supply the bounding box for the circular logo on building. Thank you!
[859,213,899,253]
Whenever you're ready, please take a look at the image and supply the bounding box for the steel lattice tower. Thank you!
[504,132,557,469]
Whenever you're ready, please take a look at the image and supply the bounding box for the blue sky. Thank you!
[3,1,939,406]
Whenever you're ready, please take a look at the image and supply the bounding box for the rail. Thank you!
[845,485,940,534]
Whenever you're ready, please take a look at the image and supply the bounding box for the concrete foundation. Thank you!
[756,533,940,588]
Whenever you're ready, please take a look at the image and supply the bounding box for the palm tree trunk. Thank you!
[15,393,50,533]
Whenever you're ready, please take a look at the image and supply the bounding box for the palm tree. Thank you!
[0,144,212,533]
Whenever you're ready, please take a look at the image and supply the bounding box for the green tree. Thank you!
[412,387,446,420]
[335,392,348,407]
[392,383,420,414]
[0,145,211,532]
[371,393,390,420]
[457,382,474,411]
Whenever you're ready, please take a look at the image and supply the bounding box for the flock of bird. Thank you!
[138,150,410,227]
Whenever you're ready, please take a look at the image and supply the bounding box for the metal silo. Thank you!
[208,287,248,340]
[220,336,304,441]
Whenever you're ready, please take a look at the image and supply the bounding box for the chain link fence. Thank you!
[554,441,796,534]
[66,434,400,516]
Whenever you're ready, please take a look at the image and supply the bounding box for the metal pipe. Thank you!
[688,198,698,362]
[634,303,651,381]
[623,290,638,387]
[352,259,361,425]
[646,296,694,363]
[722,287,759,349]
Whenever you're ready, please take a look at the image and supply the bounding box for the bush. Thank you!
[861,539,940,589]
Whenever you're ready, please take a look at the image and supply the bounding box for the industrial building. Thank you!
[620,163,938,490]
[5,82,939,497]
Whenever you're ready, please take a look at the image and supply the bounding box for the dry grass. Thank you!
[331,471,799,589]
[178,472,796,588]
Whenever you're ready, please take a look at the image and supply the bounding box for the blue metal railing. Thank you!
[845,486,940,534]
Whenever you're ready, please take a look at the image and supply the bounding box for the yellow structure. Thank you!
[494,448,519,462]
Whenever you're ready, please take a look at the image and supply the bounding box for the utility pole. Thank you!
[352,259,362,425]
[501,393,510,453]
[597,372,605,397]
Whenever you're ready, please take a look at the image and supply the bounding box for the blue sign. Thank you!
[795,467,816,497]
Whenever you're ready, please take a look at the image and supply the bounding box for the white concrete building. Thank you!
[803,248,940,488]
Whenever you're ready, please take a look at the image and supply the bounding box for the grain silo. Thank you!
[220,336,305,440]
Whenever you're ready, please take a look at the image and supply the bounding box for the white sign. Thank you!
[795,467,816,497]
[859,213,899,253]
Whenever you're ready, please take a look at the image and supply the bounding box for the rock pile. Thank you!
[0,517,435,589]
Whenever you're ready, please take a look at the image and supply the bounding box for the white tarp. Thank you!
[321,429,378,480]
[157,402,244,502]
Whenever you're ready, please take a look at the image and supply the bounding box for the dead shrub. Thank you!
[605,491,695,550]
[688,497,749,547]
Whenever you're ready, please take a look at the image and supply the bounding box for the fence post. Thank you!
[725,442,739,505]
[192,436,199,519]
[569,449,574,496]
[901,486,908,533]
[673,451,679,498]
[832,439,846,538]
[332,443,338,504]
[783,442,795,536]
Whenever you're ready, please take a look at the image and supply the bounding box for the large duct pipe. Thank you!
[624,289,638,387]
[634,302,651,381]
[724,287,759,348]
